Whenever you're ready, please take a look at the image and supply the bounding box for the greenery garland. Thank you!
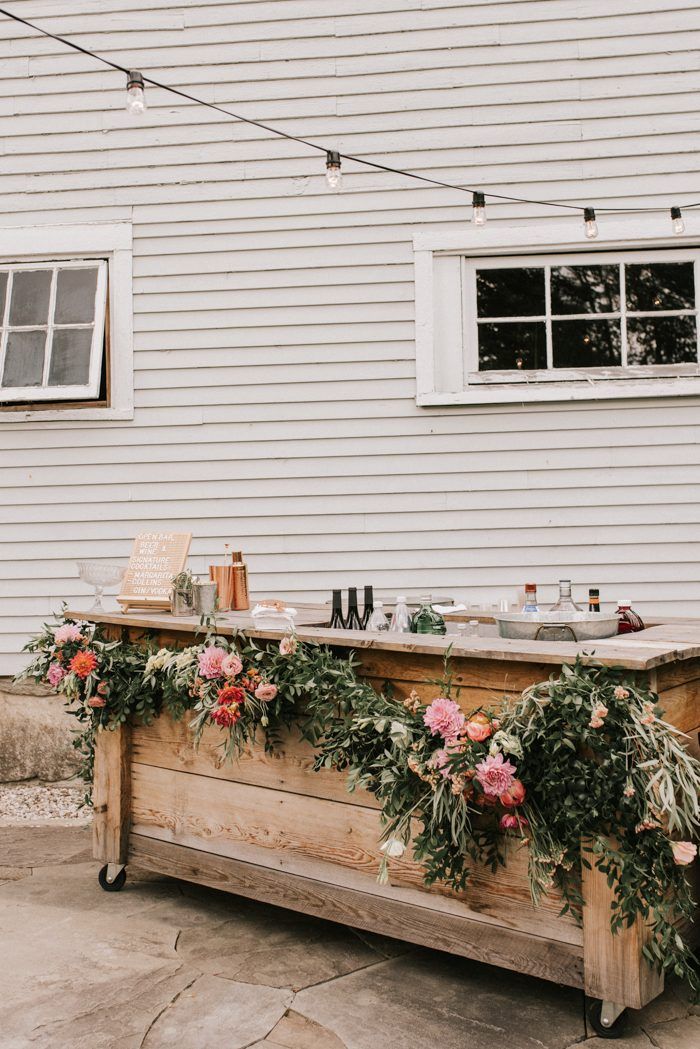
[17,612,700,992]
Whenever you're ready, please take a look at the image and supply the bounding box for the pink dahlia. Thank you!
[54,623,83,645]
[46,662,66,688]
[423,697,466,741]
[475,753,517,797]
[197,646,227,680]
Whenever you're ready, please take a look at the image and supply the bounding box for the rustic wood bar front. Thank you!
[75,609,700,1028]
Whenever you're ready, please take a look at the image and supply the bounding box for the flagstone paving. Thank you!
[0,824,697,1049]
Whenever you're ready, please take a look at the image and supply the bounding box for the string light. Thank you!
[325,151,342,191]
[1,5,700,228]
[472,191,486,226]
[126,71,145,115]
[671,206,685,235]
[584,207,599,239]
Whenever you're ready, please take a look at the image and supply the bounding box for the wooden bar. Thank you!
[76,609,700,1014]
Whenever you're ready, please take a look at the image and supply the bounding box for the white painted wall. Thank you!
[2,0,700,673]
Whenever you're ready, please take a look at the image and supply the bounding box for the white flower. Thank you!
[144,648,171,675]
[491,730,523,759]
[389,720,410,744]
[379,837,406,859]
[175,647,197,671]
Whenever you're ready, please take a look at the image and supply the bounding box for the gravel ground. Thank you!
[0,783,90,824]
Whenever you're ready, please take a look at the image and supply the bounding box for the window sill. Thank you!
[0,405,134,422]
[417,375,700,407]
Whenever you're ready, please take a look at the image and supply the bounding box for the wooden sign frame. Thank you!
[117,532,191,612]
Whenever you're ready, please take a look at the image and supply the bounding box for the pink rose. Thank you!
[465,719,492,743]
[475,753,517,797]
[423,697,466,742]
[671,841,697,866]
[255,683,278,702]
[279,636,297,656]
[221,653,243,678]
[197,646,227,680]
[54,623,83,645]
[500,778,526,808]
[500,813,529,832]
[88,695,106,708]
[47,663,66,688]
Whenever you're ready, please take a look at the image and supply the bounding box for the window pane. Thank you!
[47,329,94,386]
[8,269,52,325]
[552,319,621,368]
[476,268,545,317]
[627,316,697,365]
[626,262,695,311]
[0,272,7,320]
[478,321,547,370]
[54,267,99,324]
[1,330,47,386]
[551,265,619,314]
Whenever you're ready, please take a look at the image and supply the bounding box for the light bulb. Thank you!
[325,150,342,191]
[126,70,146,115]
[584,207,598,239]
[671,206,685,235]
[472,191,486,226]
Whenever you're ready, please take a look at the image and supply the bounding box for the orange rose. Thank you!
[70,650,98,679]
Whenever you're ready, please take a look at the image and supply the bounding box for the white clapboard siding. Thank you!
[2,0,700,672]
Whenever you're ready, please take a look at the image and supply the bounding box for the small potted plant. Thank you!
[170,570,195,617]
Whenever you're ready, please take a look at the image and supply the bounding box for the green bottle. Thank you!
[411,595,446,636]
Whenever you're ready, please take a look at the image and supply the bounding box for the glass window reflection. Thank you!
[552,320,622,368]
[551,265,620,314]
[625,262,694,312]
[477,267,545,317]
[478,322,547,370]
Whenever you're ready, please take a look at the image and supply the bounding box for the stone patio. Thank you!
[0,824,698,1049]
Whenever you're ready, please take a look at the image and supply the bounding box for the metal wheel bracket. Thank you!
[106,863,126,884]
[600,1002,626,1028]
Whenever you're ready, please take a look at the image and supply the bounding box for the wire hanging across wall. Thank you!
[0,4,699,236]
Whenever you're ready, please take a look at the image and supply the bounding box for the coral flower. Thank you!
[255,682,278,702]
[217,685,245,706]
[70,650,98,679]
[210,703,241,728]
[500,778,527,808]
[423,697,466,741]
[46,663,66,688]
[197,646,227,680]
[671,841,697,866]
[221,653,243,678]
[87,695,107,708]
[499,813,529,832]
[54,623,83,645]
[613,686,630,700]
[465,719,492,743]
[475,753,517,797]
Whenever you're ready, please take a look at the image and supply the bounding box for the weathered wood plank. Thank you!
[129,761,581,945]
[581,840,664,1010]
[92,724,131,865]
[129,833,584,990]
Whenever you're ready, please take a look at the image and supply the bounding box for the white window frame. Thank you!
[414,213,700,406]
[0,222,133,421]
[0,259,108,402]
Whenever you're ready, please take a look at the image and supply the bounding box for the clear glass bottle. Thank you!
[550,579,581,613]
[367,601,390,632]
[410,594,446,636]
[390,596,411,633]
[523,583,539,612]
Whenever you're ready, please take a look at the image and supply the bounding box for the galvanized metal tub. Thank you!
[495,611,620,642]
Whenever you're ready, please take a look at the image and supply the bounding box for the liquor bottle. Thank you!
[410,594,446,636]
[361,585,374,629]
[550,579,582,613]
[367,601,390,632]
[523,583,539,612]
[328,589,345,629]
[345,587,363,630]
[390,595,411,633]
[588,588,600,613]
[616,599,645,634]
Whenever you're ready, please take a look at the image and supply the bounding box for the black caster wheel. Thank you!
[587,1000,628,1039]
[98,865,127,892]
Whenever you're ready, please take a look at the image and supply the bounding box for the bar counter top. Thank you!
[68,605,700,672]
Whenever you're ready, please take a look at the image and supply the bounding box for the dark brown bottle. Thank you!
[588,588,600,613]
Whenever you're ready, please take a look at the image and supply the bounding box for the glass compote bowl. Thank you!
[76,561,126,612]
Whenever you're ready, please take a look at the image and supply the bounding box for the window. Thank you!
[0,260,107,403]
[0,222,132,421]
[414,217,700,406]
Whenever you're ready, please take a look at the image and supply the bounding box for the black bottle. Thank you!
[328,590,345,629]
[361,585,374,629]
[588,588,600,613]
[345,587,363,630]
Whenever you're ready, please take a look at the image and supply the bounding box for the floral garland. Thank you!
[17,613,700,992]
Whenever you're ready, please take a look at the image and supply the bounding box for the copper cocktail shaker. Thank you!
[208,548,249,612]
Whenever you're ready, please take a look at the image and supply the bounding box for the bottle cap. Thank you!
[375,601,384,608]
[525,583,536,590]
[589,588,600,595]
[617,598,631,608]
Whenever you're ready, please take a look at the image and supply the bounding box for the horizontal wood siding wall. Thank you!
[2,0,700,671]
